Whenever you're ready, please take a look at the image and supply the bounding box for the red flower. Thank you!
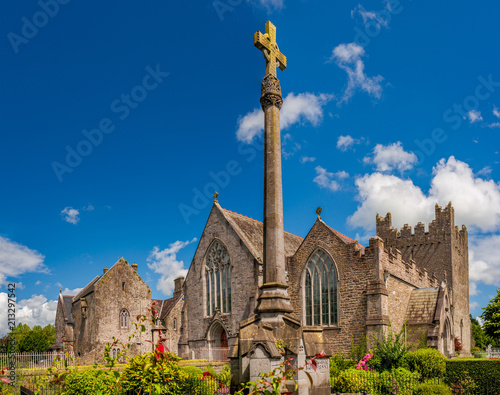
[156,344,165,353]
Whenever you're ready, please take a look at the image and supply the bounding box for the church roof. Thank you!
[218,205,303,261]
[72,275,100,303]
[60,294,74,324]
[323,222,366,253]
[153,295,182,320]
[405,287,440,324]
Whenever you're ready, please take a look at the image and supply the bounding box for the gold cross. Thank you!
[254,21,287,77]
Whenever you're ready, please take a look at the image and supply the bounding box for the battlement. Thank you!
[366,236,440,288]
[376,202,467,245]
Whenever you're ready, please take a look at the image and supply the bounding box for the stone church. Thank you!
[176,25,471,389]
[178,201,470,362]
[52,258,186,363]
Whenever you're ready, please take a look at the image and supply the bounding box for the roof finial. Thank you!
[316,206,322,218]
[59,288,62,294]
[213,191,219,203]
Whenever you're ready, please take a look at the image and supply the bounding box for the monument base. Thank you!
[230,314,330,394]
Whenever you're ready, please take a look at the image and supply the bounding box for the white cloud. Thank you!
[469,282,480,296]
[301,156,316,164]
[487,122,500,128]
[493,106,500,119]
[0,237,46,285]
[470,301,479,311]
[476,166,492,177]
[337,135,360,151]
[0,293,57,336]
[236,92,332,143]
[60,287,83,296]
[468,110,483,124]
[147,238,197,296]
[35,280,41,285]
[329,43,383,103]
[469,235,500,287]
[83,204,94,211]
[61,207,80,225]
[313,166,349,192]
[349,156,500,233]
[363,142,418,172]
[476,316,484,327]
[353,4,389,29]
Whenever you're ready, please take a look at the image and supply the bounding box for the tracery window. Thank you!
[303,249,338,326]
[206,240,232,315]
[120,309,129,329]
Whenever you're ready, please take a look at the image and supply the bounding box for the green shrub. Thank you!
[119,352,191,395]
[330,368,376,394]
[330,353,356,376]
[413,382,452,395]
[180,365,204,378]
[471,346,481,353]
[403,348,446,379]
[217,365,231,387]
[63,369,120,395]
[369,325,411,372]
[446,359,500,395]
[350,334,368,363]
[380,368,420,395]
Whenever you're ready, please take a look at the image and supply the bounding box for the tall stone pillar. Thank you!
[256,73,293,319]
[230,22,330,395]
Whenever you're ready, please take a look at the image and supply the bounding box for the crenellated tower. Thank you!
[376,202,470,352]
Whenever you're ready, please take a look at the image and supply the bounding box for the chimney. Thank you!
[131,263,138,272]
[103,268,109,274]
[173,276,184,298]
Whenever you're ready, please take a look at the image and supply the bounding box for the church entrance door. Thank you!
[221,330,228,349]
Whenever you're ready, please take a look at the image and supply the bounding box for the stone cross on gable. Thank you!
[254,21,287,77]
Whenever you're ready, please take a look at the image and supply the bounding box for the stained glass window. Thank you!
[205,240,232,315]
[303,249,338,326]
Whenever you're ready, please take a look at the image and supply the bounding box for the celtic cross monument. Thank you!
[229,22,330,395]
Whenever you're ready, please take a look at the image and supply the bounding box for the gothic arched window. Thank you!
[206,240,232,315]
[120,309,129,329]
[303,249,338,326]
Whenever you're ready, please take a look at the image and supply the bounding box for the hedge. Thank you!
[446,359,500,394]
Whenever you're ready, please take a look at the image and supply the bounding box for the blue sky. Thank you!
[1,0,500,335]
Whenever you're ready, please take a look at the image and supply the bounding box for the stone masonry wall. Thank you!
[159,298,184,355]
[54,298,70,349]
[93,259,152,361]
[181,205,260,358]
[287,219,373,356]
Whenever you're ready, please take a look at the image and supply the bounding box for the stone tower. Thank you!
[376,202,471,353]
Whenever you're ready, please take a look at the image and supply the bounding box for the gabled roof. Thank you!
[322,220,366,253]
[406,287,440,324]
[153,295,182,320]
[217,204,303,261]
[60,294,74,324]
[72,275,100,303]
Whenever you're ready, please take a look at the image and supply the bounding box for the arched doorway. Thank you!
[207,321,229,361]
[442,319,452,357]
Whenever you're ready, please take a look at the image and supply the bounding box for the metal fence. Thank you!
[331,373,500,395]
[486,344,500,359]
[20,376,228,395]
[0,352,75,371]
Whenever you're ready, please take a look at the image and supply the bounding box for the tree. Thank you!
[481,288,500,341]
[471,315,488,349]
[8,323,56,352]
